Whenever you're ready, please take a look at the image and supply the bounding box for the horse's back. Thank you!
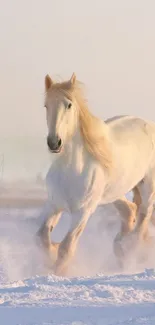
[105,115,128,124]
[105,115,155,142]
[105,114,155,129]
[105,115,155,192]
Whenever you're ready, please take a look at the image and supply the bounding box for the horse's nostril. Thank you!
[58,139,62,147]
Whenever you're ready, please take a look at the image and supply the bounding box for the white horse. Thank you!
[37,73,155,275]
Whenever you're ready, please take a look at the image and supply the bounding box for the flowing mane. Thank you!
[48,79,113,171]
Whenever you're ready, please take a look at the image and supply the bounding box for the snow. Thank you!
[0,196,155,325]
[1,272,155,325]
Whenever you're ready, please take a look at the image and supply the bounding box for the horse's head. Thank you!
[44,73,78,153]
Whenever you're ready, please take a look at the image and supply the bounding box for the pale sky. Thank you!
[0,0,155,137]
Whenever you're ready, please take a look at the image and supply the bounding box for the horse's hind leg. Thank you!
[134,176,155,241]
[114,196,137,239]
[115,185,142,240]
[113,195,138,263]
[113,185,149,265]
[114,186,141,240]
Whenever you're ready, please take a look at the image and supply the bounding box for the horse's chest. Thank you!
[58,168,91,200]
[48,164,103,210]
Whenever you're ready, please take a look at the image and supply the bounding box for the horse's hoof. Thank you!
[52,257,69,277]
[113,232,136,257]
[53,264,66,277]
[35,231,43,248]
[113,234,127,269]
[113,231,140,268]
[113,236,124,259]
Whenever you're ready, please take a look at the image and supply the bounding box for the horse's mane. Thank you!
[49,79,113,171]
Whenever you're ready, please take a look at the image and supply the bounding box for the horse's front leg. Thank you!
[37,201,62,261]
[53,208,91,276]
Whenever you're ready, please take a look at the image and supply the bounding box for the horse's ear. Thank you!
[45,74,53,91]
[70,73,76,85]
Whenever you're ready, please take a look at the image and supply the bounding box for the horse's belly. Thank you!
[101,161,148,203]
[103,131,155,202]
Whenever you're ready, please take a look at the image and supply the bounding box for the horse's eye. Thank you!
[68,103,72,109]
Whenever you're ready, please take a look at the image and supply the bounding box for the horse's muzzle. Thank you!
[47,135,62,153]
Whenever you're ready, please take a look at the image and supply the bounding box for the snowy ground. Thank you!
[0,197,155,325]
